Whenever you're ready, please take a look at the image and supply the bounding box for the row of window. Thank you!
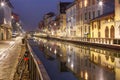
[81,10,100,21]
[91,17,114,30]
[79,0,98,8]
[92,22,101,30]
[92,26,114,38]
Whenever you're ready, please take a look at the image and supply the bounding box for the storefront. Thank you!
[1,24,12,40]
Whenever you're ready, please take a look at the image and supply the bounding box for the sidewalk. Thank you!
[0,37,25,80]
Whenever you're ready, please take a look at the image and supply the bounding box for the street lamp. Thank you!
[11,16,14,19]
[1,2,5,7]
[99,1,103,6]
[84,0,87,7]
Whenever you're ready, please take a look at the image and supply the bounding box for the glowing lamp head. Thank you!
[1,2,5,7]
[99,1,103,6]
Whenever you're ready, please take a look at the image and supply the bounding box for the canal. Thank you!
[30,37,120,80]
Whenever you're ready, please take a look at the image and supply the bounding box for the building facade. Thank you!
[75,0,114,38]
[12,12,20,35]
[0,0,13,40]
[66,2,77,37]
[58,2,72,37]
[43,12,55,35]
[90,12,115,44]
[115,0,120,44]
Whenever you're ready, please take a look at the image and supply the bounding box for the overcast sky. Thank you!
[10,0,74,31]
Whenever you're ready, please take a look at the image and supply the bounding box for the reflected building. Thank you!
[89,48,115,80]
[36,37,120,80]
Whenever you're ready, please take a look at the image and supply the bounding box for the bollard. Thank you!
[22,38,25,44]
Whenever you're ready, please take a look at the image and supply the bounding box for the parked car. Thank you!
[12,33,18,38]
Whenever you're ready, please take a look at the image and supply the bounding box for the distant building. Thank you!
[38,20,44,32]
[43,12,55,35]
[0,0,13,40]
[12,12,20,34]
[66,2,77,37]
[58,2,72,37]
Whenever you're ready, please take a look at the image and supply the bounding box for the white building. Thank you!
[0,0,13,40]
[66,2,76,37]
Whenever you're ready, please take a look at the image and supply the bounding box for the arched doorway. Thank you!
[1,33,3,40]
[105,26,109,38]
[0,28,4,40]
[6,29,9,39]
[119,25,120,35]
[110,25,115,38]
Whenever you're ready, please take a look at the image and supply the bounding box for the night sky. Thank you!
[10,0,74,31]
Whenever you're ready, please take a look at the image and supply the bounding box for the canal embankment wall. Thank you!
[36,36,120,50]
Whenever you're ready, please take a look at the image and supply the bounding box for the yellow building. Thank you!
[90,12,115,44]
[90,47,120,80]
[115,0,120,44]
[75,0,114,39]
[75,0,104,38]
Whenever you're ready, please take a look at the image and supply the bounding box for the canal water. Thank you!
[33,37,120,80]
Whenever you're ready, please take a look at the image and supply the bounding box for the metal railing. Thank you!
[56,37,114,45]
[27,40,50,80]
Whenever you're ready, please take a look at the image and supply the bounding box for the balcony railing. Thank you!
[59,37,114,45]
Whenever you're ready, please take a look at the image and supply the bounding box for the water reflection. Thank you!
[34,37,120,80]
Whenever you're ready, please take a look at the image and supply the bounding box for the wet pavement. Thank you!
[0,37,24,80]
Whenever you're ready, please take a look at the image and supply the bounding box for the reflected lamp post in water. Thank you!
[71,62,74,69]
[11,15,14,19]
[67,58,70,63]
[85,72,88,80]
[54,49,57,54]
[50,47,52,51]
